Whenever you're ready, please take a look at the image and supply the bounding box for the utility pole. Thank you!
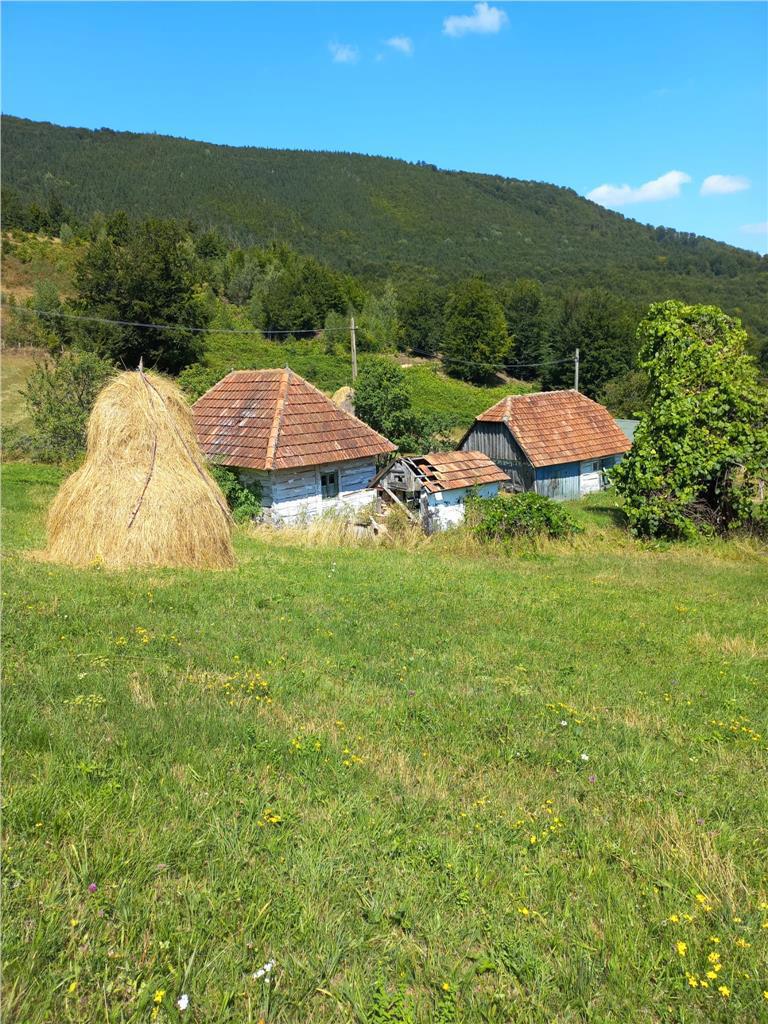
[574,347,580,392]
[350,315,358,382]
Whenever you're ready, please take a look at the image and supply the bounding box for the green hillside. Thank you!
[2,116,766,337]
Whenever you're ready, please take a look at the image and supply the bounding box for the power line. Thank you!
[9,305,576,373]
[9,306,329,336]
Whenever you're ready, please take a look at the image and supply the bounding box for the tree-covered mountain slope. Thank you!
[2,115,766,329]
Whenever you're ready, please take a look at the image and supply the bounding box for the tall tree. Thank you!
[544,288,639,396]
[500,279,548,380]
[613,301,768,538]
[71,217,209,373]
[442,279,510,383]
[397,282,446,356]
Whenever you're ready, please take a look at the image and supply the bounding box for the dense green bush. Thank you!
[208,464,262,523]
[469,490,580,541]
[21,350,114,462]
[177,362,224,401]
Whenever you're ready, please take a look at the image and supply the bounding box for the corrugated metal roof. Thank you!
[193,369,396,471]
[409,451,511,493]
[475,390,631,468]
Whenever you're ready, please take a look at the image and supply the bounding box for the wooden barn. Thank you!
[460,390,631,500]
[374,451,510,533]
[193,368,395,523]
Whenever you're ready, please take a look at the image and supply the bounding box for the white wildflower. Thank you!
[177,993,189,1011]
[580,753,589,762]
[253,959,275,980]
[560,720,568,727]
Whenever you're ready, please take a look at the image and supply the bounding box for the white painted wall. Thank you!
[579,459,603,496]
[423,482,502,533]
[239,459,377,524]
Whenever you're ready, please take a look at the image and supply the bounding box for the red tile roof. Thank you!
[193,369,396,471]
[409,451,510,493]
[475,390,631,468]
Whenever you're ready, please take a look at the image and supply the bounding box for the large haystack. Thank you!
[44,369,234,569]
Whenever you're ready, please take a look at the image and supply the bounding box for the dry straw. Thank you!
[43,368,235,569]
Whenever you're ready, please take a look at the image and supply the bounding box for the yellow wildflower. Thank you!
[154,989,165,1004]
[668,914,679,923]
[676,941,687,957]
[441,982,450,991]
[706,971,718,981]
[707,951,721,964]
[718,985,730,998]
[67,980,78,993]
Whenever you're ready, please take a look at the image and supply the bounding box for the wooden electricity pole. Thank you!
[350,315,358,382]
[574,347,580,392]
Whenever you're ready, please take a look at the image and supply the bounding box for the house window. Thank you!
[320,470,339,499]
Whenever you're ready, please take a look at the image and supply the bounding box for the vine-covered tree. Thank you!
[442,279,510,383]
[613,301,768,538]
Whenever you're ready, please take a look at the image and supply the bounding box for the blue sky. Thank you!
[2,2,766,252]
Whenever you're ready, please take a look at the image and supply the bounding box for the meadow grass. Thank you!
[2,463,767,1023]
[1,348,40,429]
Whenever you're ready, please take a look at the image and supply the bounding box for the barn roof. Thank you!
[472,390,631,468]
[193,369,396,471]
[408,451,511,493]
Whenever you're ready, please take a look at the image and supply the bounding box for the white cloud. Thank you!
[386,36,413,56]
[587,170,691,208]
[741,221,768,235]
[700,174,750,196]
[329,42,359,64]
[443,2,508,38]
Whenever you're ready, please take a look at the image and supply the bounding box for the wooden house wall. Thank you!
[460,422,535,491]
[423,481,502,533]
[238,458,377,523]
[534,462,581,500]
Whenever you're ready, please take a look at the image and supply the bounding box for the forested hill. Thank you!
[2,115,766,314]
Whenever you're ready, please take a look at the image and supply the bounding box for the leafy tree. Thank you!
[613,301,768,538]
[21,350,113,461]
[356,281,399,352]
[442,279,510,383]
[500,279,548,380]
[353,358,411,436]
[543,289,639,396]
[354,357,452,452]
[397,282,446,356]
[261,256,349,335]
[71,218,209,373]
[598,369,650,419]
[177,363,224,401]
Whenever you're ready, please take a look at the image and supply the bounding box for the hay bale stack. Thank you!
[44,369,234,569]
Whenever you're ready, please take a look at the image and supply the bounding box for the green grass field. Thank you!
[3,464,767,1023]
[1,348,40,429]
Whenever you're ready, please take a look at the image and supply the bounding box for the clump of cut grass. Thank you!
[42,369,234,569]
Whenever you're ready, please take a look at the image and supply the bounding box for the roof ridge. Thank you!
[298,372,397,446]
[264,367,291,471]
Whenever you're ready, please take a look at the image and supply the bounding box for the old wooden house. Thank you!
[460,390,631,500]
[374,451,510,533]
[193,368,395,523]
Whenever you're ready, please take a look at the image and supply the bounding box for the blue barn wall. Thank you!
[535,462,581,500]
